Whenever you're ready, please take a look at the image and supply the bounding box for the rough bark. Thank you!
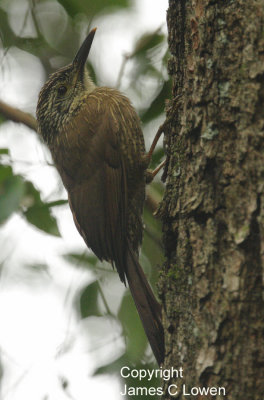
[159,1,264,399]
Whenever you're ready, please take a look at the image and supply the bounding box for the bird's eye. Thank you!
[57,85,67,96]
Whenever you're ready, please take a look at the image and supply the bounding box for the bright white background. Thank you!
[0,0,168,399]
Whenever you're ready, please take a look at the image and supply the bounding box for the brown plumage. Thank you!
[36,29,164,365]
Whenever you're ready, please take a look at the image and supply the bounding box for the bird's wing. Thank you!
[66,94,127,282]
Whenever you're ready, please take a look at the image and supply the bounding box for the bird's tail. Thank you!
[124,243,164,365]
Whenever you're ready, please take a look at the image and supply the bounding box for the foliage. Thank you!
[0,162,62,235]
[58,0,131,17]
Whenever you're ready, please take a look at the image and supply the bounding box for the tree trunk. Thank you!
[160,1,264,399]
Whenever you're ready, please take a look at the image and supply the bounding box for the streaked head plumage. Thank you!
[36,28,97,143]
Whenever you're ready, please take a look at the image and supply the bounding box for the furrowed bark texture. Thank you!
[159,1,264,399]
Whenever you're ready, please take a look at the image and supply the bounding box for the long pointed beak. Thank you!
[72,28,97,81]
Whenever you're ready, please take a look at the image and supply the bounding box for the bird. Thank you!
[36,28,164,365]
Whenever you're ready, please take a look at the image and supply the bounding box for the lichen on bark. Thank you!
[160,1,264,399]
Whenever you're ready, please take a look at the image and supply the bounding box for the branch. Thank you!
[0,100,37,132]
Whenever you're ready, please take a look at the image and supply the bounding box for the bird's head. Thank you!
[36,28,97,144]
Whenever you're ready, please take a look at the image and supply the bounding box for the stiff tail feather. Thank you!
[125,243,164,365]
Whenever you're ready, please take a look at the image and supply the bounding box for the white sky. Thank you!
[0,0,168,399]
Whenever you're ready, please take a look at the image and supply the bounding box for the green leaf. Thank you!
[141,79,171,124]
[126,30,166,87]
[118,292,147,362]
[0,148,9,155]
[0,114,7,125]
[131,30,165,58]
[22,181,60,236]
[0,165,61,235]
[46,199,68,208]
[24,205,60,236]
[0,164,13,182]
[0,9,16,48]
[79,280,102,318]
[57,0,130,18]
[0,165,25,224]
[63,252,98,268]
[24,263,49,274]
